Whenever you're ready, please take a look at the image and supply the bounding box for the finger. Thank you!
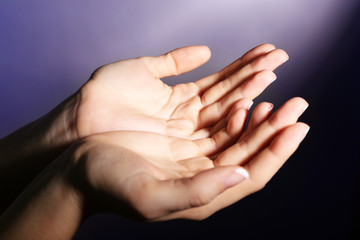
[198,70,275,128]
[195,107,248,156]
[206,97,253,135]
[139,45,211,78]
[246,102,274,135]
[200,49,288,107]
[215,97,308,166]
[160,122,310,221]
[195,43,276,91]
[245,122,310,187]
[156,166,249,215]
[220,43,277,78]
[190,98,253,140]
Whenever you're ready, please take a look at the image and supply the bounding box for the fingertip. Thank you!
[235,167,250,179]
[252,101,274,117]
[167,45,212,76]
[275,48,290,63]
[223,167,249,189]
[230,98,254,113]
[198,45,212,61]
[182,166,247,208]
[289,97,309,111]
[261,101,275,112]
[257,69,277,83]
[296,122,310,138]
[183,45,211,63]
[252,43,276,54]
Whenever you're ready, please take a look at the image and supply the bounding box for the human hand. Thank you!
[0,101,252,240]
[0,98,309,240]
[65,98,308,221]
[156,97,309,220]
[0,43,288,213]
[66,99,253,220]
[75,44,288,139]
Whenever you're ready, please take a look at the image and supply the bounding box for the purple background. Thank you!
[1,1,360,239]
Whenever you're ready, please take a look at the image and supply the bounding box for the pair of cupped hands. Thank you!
[52,44,309,222]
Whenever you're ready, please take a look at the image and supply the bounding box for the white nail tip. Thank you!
[235,168,249,179]
[247,101,254,109]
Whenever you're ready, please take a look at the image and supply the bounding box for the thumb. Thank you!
[139,45,211,78]
[157,166,249,213]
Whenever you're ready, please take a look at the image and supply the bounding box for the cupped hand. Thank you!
[157,97,310,220]
[68,131,248,221]
[67,98,309,221]
[75,44,289,139]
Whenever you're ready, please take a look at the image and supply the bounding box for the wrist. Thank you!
[0,153,85,240]
[36,92,80,150]
[0,92,81,212]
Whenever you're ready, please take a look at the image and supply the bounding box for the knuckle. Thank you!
[166,52,179,75]
[219,78,232,91]
[190,190,212,208]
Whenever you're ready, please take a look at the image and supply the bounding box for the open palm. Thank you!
[72,97,309,221]
[76,44,289,139]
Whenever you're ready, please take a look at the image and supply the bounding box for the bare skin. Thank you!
[0,97,309,240]
[77,44,287,138]
[0,44,308,240]
[0,44,288,209]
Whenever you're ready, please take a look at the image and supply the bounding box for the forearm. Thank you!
[0,151,84,240]
[0,93,79,212]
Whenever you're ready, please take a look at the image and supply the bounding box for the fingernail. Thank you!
[268,103,274,112]
[223,167,249,189]
[235,168,249,178]
[248,101,254,109]
[282,52,290,63]
[271,75,277,83]
[304,104,309,111]
[300,103,309,115]
[304,126,310,136]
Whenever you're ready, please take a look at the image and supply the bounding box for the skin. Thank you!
[0,44,309,239]
[0,97,309,240]
[77,44,287,138]
[0,44,288,209]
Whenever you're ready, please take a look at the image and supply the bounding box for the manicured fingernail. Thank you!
[304,104,309,111]
[282,52,290,63]
[268,103,274,112]
[300,103,309,115]
[235,168,249,178]
[304,126,310,136]
[271,75,277,83]
[265,72,277,83]
[223,167,249,189]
